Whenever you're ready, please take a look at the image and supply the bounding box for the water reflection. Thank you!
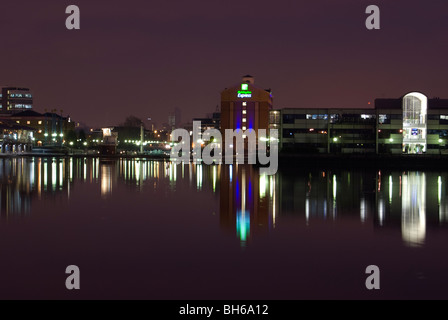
[0,157,447,248]
[401,172,426,247]
[220,165,278,246]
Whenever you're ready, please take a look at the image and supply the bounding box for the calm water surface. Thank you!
[0,157,447,299]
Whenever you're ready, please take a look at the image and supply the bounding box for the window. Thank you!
[379,114,390,124]
[283,114,306,124]
[242,110,246,115]
[306,114,328,120]
[242,102,247,107]
[242,118,246,122]
[242,126,247,131]
[38,121,42,125]
[27,121,31,125]
[16,121,20,124]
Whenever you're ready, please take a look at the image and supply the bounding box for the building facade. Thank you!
[0,87,33,114]
[5,110,75,146]
[278,92,448,154]
[221,75,273,150]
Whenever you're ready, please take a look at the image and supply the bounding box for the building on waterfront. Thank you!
[0,87,33,114]
[277,92,448,154]
[0,119,35,153]
[4,110,75,146]
[221,75,273,150]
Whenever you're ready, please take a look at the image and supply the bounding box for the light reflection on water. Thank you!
[0,157,447,248]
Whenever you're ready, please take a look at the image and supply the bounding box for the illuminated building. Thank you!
[221,75,273,150]
[0,87,33,114]
[99,127,118,155]
[0,120,35,153]
[5,110,75,146]
[278,92,448,154]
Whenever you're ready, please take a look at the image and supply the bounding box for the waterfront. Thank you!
[0,157,447,299]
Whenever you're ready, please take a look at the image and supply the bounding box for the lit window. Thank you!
[242,110,247,115]
[38,121,42,125]
[16,121,20,124]
[27,121,31,125]
[242,118,246,122]
[242,126,247,131]
[242,102,247,106]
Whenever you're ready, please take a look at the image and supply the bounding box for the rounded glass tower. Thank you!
[402,92,427,154]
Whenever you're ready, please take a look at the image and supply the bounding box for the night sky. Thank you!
[1,0,447,128]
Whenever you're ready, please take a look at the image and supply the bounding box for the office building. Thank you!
[277,92,448,154]
[0,87,33,114]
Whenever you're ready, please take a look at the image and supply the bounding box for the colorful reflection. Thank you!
[1,157,447,249]
[220,165,278,246]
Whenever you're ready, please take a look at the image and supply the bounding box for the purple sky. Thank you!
[1,0,447,128]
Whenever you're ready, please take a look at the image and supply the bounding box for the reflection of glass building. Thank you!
[402,92,427,154]
[401,172,426,247]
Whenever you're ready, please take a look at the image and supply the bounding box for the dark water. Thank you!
[0,157,447,299]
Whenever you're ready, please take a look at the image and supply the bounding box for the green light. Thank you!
[241,83,249,91]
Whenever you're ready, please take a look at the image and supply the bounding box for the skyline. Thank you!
[1,0,447,128]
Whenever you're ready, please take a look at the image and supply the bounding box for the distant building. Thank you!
[99,128,118,155]
[0,87,33,114]
[4,110,75,146]
[277,92,448,154]
[0,119,35,153]
[168,108,182,131]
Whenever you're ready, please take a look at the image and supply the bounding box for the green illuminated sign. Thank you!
[237,90,252,98]
[241,83,249,91]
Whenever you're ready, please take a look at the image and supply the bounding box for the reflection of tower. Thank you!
[101,162,114,198]
[220,164,275,246]
[401,172,426,247]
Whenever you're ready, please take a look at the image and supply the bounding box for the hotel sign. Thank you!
[237,83,251,98]
[237,90,252,98]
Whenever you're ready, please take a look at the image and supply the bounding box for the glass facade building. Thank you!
[402,92,427,154]
[276,93,448,154]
